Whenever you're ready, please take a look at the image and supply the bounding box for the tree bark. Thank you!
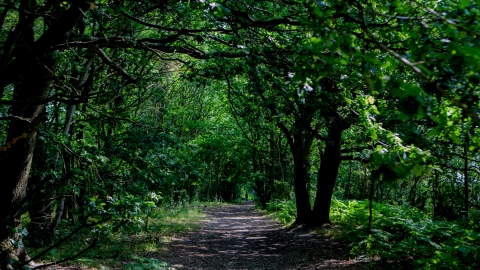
[0,55,52,268]
[0,1,94,89]
[289,123,314,224]
[311,120,350,226]
[0,1,52,266]
[259,92,314,224]
[0,1,91,267]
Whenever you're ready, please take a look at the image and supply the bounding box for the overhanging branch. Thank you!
[93,47,138,83]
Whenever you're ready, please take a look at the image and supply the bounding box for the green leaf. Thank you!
[398,112,411,122]
[451,135,463,145]
[413,164,423,176]
[459,0,470,8]
[402,83,422,97]
[426,128,441,137]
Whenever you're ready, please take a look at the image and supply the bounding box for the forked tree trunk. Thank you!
[261,92,315,224]
[311,122,350,226]
[289,124,314,224]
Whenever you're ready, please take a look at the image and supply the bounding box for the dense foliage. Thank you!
[0,0,479,268]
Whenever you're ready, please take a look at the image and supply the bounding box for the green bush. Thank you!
[265,200,297,226]
[264,198,480,269]
[330,199,480,269]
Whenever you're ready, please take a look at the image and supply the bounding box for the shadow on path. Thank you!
[159,202,371,270]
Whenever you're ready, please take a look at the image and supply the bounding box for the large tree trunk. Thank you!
[0,1,52,266]
[289,124,314,224]
[0,55,53,269]
[0,1,91,267]
[311,125,346,226]
[260,92,315,224]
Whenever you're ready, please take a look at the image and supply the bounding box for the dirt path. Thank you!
[159,202,371,270]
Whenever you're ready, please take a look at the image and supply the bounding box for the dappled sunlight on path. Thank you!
[158,202,371,269]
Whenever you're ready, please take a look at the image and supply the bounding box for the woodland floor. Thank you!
[155,201,377,270]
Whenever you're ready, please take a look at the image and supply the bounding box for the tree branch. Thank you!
[358,4,480,123]
[258,92,293,147]
[0,1,93,88]
[31,239,99,269]
[0,94,83,105]
[341,155,369,163]
[93,47,138,83]
[119,10,232,33]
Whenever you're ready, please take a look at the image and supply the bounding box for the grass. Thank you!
[30,201,226,269]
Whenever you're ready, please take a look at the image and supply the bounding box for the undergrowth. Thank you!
[265,199,480,269]
[31,201,224,269]
[264,199,297,225]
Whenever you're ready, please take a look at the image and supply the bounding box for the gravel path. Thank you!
[159,202,372,270]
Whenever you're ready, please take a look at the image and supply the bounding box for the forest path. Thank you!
[158,202,370,270]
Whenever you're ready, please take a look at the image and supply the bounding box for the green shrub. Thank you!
[330,199,480,269]
[265,198,480,269]
[265,199,297,226]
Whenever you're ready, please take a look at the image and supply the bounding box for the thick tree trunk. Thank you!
[0,1,91,267]
[290,128,314,224]
[311,126,344,226]
[261,91,315,224]
[0,60,52,268]
[0,1,52,266]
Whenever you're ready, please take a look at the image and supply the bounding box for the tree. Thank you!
[1,0,480,266]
